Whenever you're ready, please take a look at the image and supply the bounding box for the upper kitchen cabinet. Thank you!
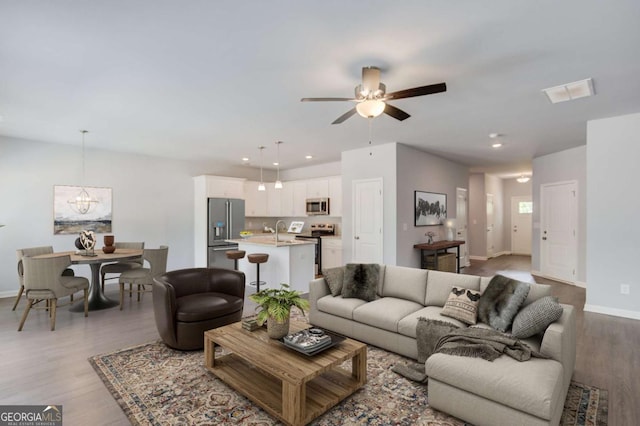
[266,185,282,217]
[244,181,268,216]
[306,179,329,198]
[292,181,307,217]
[328,176,342,217]
[280,183,295,217]
[202,175,246,199]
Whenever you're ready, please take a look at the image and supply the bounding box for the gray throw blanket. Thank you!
[433,327,548,362]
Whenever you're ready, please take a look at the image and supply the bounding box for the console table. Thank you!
[413,240,465,273]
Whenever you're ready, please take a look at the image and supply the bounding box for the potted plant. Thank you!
[249,284,310,339]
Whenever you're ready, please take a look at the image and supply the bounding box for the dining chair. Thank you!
[100,241,145,292]
[14,246,75,311]
[118,246,168,310]
[18,254,89,331]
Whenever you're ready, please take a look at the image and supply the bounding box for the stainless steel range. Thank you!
[295,224,335,275]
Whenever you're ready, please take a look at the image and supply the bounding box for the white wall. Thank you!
[341,143,398,265]
[396,144,469,268]
[0,136,217,296]
[585,112,640,319]
[485,174,505,256]
[280,161,341,181]
[531,145,587,283]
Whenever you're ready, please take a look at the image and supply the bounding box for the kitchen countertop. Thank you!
[226,237,315,247]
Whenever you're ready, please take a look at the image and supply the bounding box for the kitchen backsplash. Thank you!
[245,217,341,235]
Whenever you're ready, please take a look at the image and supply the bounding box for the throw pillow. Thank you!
[478,274,530,332]
[416,318,460,363]
[511,296,563,338]
[341,263,379,302]
[441,287,481,325]
[322,266,344,296]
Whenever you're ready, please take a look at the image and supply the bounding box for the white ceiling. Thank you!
[1,1,640,177]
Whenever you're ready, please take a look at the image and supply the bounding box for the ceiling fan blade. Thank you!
[385,82,447,100]
[383,103,411,121]
[331,108,357,124]
[301,97,355,102]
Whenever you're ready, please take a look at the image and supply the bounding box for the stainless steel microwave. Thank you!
[306,198,330,215]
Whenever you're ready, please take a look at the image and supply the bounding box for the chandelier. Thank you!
[68,130,99,214]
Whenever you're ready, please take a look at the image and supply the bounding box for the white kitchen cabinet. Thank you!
[306,178,329,198]
[266,185,282,217]
[280,183,295,217]
[292,181,307,217]
[328,175,342,217]
[205,175,245,199]
[244,181,268,216]
[321,237,343,269]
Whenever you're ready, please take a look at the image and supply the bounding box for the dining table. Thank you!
[34,249,143,311]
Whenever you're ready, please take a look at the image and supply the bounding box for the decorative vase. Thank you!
[102,245,116,254]
[267,315,290,339]
[74,237,84,250]
[446,228,454,241]
[104,235,115,246]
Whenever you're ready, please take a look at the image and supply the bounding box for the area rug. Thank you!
[90,341,607,426]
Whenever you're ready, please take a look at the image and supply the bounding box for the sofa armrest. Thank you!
[540,303,576,388]
[309,278,330,314]
[152,278,178,348]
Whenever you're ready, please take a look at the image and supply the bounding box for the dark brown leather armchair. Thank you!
[153,267,245,350]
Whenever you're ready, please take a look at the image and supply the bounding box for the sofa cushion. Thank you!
[398,306,467,338]
[322,266,344,296]
[352,297,423,333]
[381,265,428,305]
[175,293,242,322]
[425,270,481,306]
[426,354,564,420]
[316,295,366,320]
[512,296,563,338]
[478,275,530,332]
[523,283,553,307]
[342,263,380,302]
[441,287,481,325]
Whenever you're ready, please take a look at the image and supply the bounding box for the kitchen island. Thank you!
[226,237,316,294]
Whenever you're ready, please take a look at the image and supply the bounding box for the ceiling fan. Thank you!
[301,66,447,124]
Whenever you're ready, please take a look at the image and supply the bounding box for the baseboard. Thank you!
[492,251,511,258]
[584,304,640,321]
[0,290,17,299]
[469,255,488,261]
[530,270,584,287]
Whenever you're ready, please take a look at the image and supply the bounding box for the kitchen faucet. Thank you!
[275,220,287,242]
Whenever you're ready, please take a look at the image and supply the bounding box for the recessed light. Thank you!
[489,133,499,138]
[491,143,503,148]
[305,155,313,160]
[272,162,279,166]
[542,78,594,104]
[516,175,531,183]
[241,157,249,162]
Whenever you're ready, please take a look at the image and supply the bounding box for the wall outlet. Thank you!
[620,284,630,295]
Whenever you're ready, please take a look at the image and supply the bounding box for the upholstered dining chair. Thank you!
[14,246,75,311]
[118,246,168,310]
[100,241,145,291]
[18,254,89,331]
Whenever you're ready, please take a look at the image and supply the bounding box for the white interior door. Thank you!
[486,193,494,258]
[540,181,577,282]
[511,195,532,255]
[352,178,383,263]
[456,188,469,267]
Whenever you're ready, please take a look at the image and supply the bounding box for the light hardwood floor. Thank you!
[1,256,637,425]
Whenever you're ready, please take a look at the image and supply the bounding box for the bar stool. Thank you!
[225,250,246,270]
[247,253,269,292]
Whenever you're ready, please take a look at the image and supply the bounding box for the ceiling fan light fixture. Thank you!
[356,99,386,118]
[517,175,531,183]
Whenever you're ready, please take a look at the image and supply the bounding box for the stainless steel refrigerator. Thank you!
[207,198,245,269]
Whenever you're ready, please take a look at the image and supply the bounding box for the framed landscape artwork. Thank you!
[53,185,113,234]
[414,190,447,226]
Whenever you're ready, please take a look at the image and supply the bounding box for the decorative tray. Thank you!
[280,328,346,356]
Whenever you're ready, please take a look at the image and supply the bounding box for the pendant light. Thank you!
[258,146,266,191]
[68,130,99,214]
[274,141,283,189]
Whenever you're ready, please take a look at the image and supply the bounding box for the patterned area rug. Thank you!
[90,340,607,426]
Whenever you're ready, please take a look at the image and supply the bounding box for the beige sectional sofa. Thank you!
[308,264,576,426]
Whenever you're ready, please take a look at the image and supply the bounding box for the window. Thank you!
[518,201,533,214]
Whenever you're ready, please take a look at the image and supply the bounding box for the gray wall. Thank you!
[485,174,506,256]
[586,112,640,318]
[502,178,533,251]
[341,142,468,268]
[0,135,246,296]
[531,145,587,283]
[396,144,469,268]
[468,173,486,258]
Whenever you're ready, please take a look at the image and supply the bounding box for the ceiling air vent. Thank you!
[542,78,594,104]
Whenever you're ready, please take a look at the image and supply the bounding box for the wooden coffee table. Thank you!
[204,321,367,426]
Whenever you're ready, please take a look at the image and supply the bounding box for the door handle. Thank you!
[354,236,360,240]
[513,230,518,232]
[542,237,547,240]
